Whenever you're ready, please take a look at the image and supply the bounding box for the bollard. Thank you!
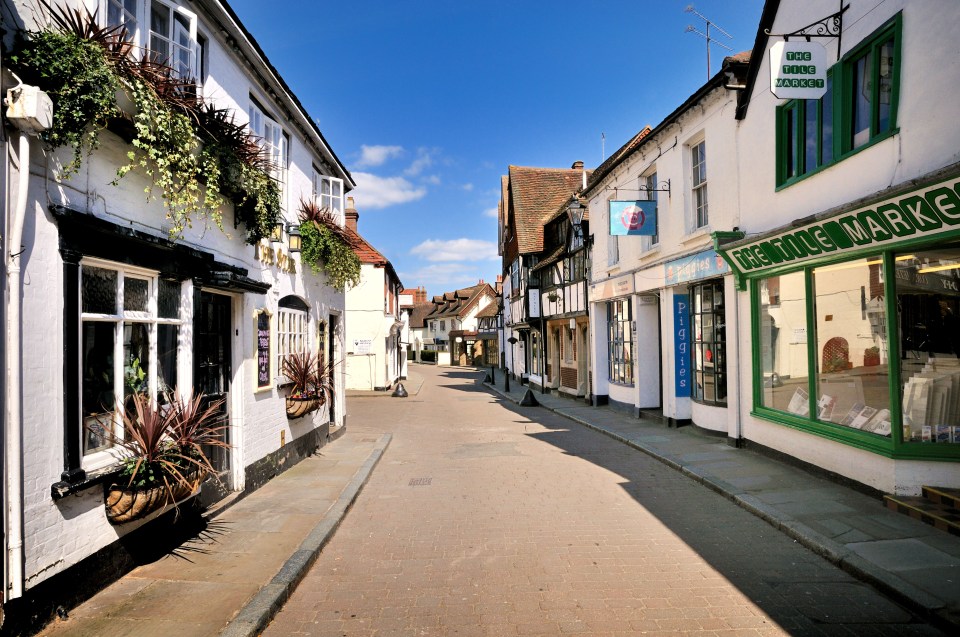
[519,388,538,407]
[392,383,408,397]
[504,370,510,392]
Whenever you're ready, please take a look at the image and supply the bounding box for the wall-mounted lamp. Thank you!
[287,224,302,252]
[566,197,584,239]
[270,222,284,243]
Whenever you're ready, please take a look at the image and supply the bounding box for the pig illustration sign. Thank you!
[610,200,657,236]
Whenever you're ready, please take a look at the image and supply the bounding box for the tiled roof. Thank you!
[343,225,402,287]
[408,302,434,328]
[508,166,586,254]
[476,303,499,318]
[423,283,496,320]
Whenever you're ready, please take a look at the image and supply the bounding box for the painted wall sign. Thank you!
[719,176,960,277]
[255,309,272,389]
[665,249,730,285]
[610,200,657,235]
[255,240,296,274]
[591,274,635,301]
[770,40,828,99]
[353,339,372,354]
[674,294,691,397]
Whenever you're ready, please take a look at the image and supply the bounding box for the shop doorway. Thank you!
[195,291,232,490]
[578,324,589,396]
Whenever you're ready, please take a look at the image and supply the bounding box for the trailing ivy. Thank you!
[7,30,119,175]
[6,4,281,242]
[300,221,361,290]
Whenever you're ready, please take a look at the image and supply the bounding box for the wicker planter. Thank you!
[105,473,203,524]
[285,396,321,419]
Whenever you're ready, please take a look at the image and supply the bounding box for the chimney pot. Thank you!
[345,199,359,231]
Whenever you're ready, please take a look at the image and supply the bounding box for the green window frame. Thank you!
[749,248,960,462]
[776,13,901,188]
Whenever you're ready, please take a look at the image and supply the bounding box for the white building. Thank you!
[715,0,960,494]
[343,200,404,391]
[584,55,750,429]
[1,0,353,620]
[423,283,498,366]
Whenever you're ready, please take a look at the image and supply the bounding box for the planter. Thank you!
[105,472,203,524]
[286,396,321,419]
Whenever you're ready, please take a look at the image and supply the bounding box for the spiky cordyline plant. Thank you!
[101,390,229,501]
[281,350,339,405]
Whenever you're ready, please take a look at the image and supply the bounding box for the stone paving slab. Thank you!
[38,433,391,637]
[482,375,960,630]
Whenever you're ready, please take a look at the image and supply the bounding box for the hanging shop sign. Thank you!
[674,294,691,397]
[527,287,541,318]
[665,249,730,286]
[610,200,657,236]
[254,308,272,390]
[770,41,828,99]
[718,175,960,278]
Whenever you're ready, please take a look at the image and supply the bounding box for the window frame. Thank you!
[607,298,634,386]
[690,139,708,229]
[644,170,659,247]
[248,99,288,183]
[313,169,344,219]
[690,280,727,407]
[103,0,200,82]
[277,299,311,385]
[79,258,184,472]
[775,13,901,189]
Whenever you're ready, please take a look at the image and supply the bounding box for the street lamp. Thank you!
[287,224,302,252]
[567,197,584,239]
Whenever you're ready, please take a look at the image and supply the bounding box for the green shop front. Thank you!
[715,170,960,494]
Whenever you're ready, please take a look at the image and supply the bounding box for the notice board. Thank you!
[255,309,272,390]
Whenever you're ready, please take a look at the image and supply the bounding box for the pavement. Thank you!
[481,370,960,632]
[31,363,960,634]
[345,369,425,398]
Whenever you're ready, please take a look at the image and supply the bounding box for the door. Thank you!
[327,314,338,423]
[195,291,232,487]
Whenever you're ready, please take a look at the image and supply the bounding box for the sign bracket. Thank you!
[606,180,671,196]
[765,2,848,56]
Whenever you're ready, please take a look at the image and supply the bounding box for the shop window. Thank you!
[812,258,890,433]
[759,272,807,412]
[607,298,633,385]
[690,140,708,229]
[691,281,726,405]
[81,261,182,465]
[530,330,541,375]
[277,296,310,383]
[776,15,900,187]
[896,250,960,445]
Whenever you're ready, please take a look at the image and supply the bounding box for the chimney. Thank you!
[345,196,359,232]
[571,160,584,170]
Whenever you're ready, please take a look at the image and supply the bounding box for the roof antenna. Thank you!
[684,5,733,80]
[601,132,606,162]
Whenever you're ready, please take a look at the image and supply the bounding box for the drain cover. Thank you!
[409,477,432,486]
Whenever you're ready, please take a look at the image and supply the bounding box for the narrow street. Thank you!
[264,365,945,637]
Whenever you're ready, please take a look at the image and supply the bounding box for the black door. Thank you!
[195,291,232,480]
[328,314,338,423]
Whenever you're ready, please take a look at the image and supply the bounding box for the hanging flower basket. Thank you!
[105,471,204,524]
[285,395,321,419]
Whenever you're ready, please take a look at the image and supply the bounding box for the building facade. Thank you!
[1,0,354,616]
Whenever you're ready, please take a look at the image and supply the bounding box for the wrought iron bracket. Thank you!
[765,3,848,56]
[606,179,671,196]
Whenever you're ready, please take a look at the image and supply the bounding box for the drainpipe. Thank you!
[4,80,51,601]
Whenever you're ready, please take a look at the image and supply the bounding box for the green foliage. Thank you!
[300,221,362,290]
[116,78,225,237]
[7,12,282,242]
[8,30,119,174]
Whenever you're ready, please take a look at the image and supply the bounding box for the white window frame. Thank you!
[277,306,311,384]
[248,101,288,182]
[690,139,708,230]
[103,1,200,81]
[606,195,619,266]
[313,169,344,220]
[80,259,184,472]
[642,169,659,248]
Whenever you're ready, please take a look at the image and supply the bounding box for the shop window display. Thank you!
[691,281,726,405]
[812,259,890,435]
[759,272,808,412]
[897,249,960,444]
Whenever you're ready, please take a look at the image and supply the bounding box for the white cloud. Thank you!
[462,183,474,192]
[354,144,403,168]
[404,148,437,176]
[483,206,499,218]
[410,238,499,262]
[397,263,479,288]
[351,172,427,209]
[423,175,442,186]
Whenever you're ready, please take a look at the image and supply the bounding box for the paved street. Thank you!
[264,365,946,636]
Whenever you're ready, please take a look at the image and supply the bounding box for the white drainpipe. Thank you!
[5,130,30,601]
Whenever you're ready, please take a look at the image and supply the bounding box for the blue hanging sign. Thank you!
[609,200,657,236]
[674,294,690,397]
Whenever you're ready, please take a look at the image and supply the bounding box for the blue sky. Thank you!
[228,0,764,297]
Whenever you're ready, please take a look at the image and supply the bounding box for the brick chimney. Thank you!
[345,196,359,232]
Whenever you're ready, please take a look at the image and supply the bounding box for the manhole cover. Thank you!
[409,477,432,486]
